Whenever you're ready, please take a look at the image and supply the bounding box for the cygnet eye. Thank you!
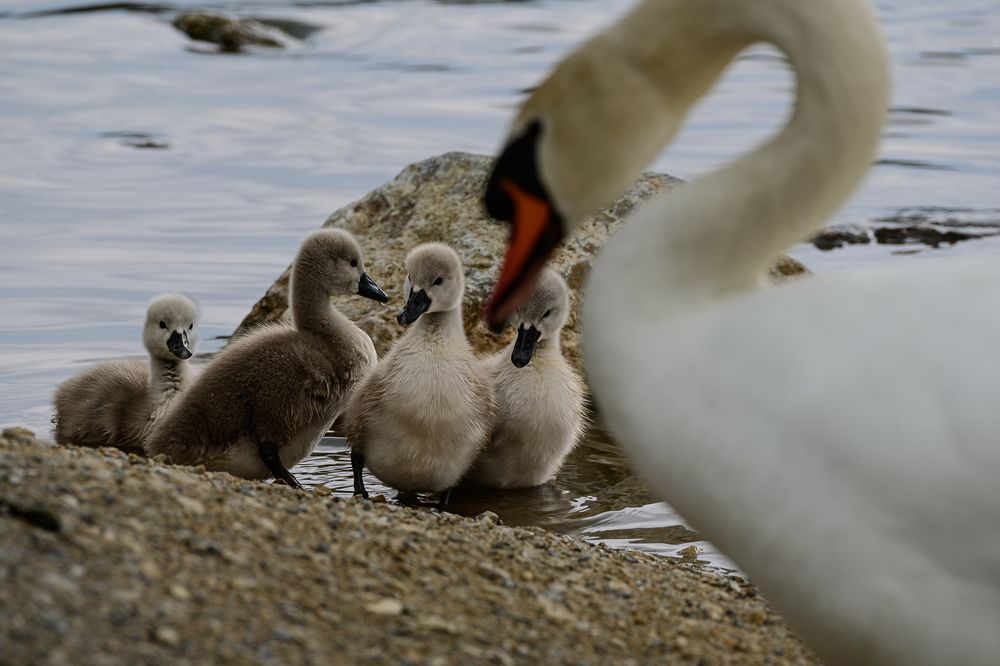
[542,309,552,319]
[350,259,358,268]
[433,277,443,286]
[188,323,193,330]
[159,321,167,329]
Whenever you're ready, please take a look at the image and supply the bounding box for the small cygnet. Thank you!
[466,268,585,488]
[145,229,387,487]
[53,293,201,455]
[343,243,495,504]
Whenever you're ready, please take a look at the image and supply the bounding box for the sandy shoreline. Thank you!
[0,429,816,664]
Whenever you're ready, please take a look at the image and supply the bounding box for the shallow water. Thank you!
[1,0,998,566]
[296,433,734,567]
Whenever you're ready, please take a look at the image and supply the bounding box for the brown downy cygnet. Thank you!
[53,293,201,455]
[343,243,495,504]
[145,229,387,487]
[467,268,585,488]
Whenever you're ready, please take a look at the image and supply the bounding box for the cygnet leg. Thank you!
[437,488,452,508]
[350,449,369,498]
[258,440,302,489]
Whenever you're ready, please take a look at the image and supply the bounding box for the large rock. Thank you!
[236,152,807,375]
[172,12,322,52]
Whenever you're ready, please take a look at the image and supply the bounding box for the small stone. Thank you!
[537,596,573,623]
[677,545,700,559]
[701,602,724,621]
[314,485,334,496]
[605,578,633,597]
[366,598,404,616]
[169,584,191,601]
[256,516,278,533]
[154,626,181,647]
[419,615,459,635]
[476,511,501,525]
[232,577,257,590]
[139,560,160,579]
[174,496,205,515]
[41,572,79,595]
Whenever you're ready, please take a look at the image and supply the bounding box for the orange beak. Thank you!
[483,178,563,330]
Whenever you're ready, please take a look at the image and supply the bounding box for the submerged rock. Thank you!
[810,225,872,251]
[811,218,999,251]
[236,152,809,375]
[172,12,287,52]
[872,225,997,247]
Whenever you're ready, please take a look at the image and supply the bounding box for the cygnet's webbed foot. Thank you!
[258,440,303,490]
[350,449,369,499]
[437,488,452,508]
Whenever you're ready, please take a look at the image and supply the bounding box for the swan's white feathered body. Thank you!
[587,249,1000,663]
[481,0,1000,663]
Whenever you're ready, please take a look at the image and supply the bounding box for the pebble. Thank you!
[154,626,181,647]
[366,598,404,616]
[169,585,191,601]
[476,511,502,525]
[174,496,205,515]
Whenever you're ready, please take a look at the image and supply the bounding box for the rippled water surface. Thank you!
[1,0,998,565]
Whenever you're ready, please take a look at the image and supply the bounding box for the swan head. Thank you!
[398,243,465,326]
[507,267,570,368]
[143,293,201,361]
[293,229,388,303]
[482,31,690,328]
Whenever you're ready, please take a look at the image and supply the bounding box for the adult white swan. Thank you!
[481,0,1000,663]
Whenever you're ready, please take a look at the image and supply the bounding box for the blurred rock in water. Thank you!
[171,11,319,53]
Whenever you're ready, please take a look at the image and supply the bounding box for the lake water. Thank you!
[1,0,998,567]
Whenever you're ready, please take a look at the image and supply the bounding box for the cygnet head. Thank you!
[292,229,388,303]
[507,267,570,368]
[397,243,465,326]
[142,293,201,361]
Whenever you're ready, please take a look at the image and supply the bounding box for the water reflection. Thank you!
[293,430,737,570]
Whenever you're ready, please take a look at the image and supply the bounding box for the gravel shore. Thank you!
[0,429,816,665]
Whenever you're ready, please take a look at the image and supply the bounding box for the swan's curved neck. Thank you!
[150,356,186,405]
[543,335,561,355]
[531,335,561,358]
[413,308,465,339]
[592,0,888,314]
[290,276,351,340]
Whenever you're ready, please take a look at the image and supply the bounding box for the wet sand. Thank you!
[0,429,817,664]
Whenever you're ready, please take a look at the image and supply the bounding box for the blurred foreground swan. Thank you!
[481,0,1000,663]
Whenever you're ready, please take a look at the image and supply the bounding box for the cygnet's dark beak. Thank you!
[510,324,541,368]
[397,289,431,326]
[167,331,192,360]
[357,272,389,303]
